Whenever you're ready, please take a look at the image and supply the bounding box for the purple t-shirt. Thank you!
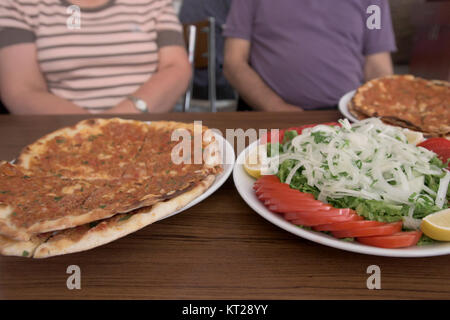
[224,0,397,109]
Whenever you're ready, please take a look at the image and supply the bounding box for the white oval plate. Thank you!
[161,133,235,220]
[338,90,359,123]
[233,140,450,257]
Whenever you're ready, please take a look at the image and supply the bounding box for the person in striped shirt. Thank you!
[0,0,191,114]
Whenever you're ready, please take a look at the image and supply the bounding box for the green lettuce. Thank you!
[276,159,448,224]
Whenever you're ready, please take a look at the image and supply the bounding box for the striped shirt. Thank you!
[0,0,185,112]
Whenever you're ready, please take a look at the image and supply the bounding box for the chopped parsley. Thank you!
[311,131,331,144]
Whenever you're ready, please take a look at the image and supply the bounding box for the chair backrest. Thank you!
[183,24,197,112]
[182,18,217,112]
[183,20,210,69]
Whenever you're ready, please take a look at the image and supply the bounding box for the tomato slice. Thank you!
[284,208,353,220]
[263,196,329,207]
[255,175,317,199]
[265,200,329,209]
[356,231,422,248]
[255,188,315,200]
[418,138,450,150]
[268,204,329,214]
[255,182,292,189]
[254,175,281,186]
[313,220,385,232]
[254,182,292,190]
[331,221,402,238]
[284,207,355,220]
[254,176,290,188]
[255,184,316,200]
[290,213,362,227]
[257,192,316,202]
[254,174,422,248]
[254,181,294,189]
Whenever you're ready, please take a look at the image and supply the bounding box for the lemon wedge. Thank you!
[402,128,425,145]
[243,144,267,179]
[421,208,450,241]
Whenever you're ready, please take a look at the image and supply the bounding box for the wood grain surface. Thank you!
[0,111,449,300]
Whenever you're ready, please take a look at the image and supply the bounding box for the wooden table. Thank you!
[0,111,449,300]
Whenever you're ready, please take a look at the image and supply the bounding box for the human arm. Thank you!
[0,43,88,115]
[107,45,191,114]
[223,38,302,112]
[364,51,394,81]
[362,0,396,82]
[108,0,191,114]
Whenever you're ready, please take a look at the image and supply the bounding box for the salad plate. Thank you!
[233,120,450,257]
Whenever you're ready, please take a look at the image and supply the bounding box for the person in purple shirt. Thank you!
[223,0,397,111]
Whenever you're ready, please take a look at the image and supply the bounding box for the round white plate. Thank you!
[161,133,235,220]
[338,90,359,123]
[233,140,450,257]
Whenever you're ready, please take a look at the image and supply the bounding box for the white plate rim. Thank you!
[233,140,450,257]
[338,90,359,123]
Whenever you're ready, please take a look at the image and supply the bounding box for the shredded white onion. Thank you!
[265,118,448,216]
[435,170,450,208]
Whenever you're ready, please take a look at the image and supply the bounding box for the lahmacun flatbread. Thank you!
[347,99,368,120]
[0,175,214,259]
[0,162,207,241]
[0,233,51,258]
[350,75,450,137]
[17,118,150,179]
[0,119,222,254]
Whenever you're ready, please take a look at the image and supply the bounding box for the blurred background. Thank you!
[389,0,449,79]
[174,0,450,112]
[1,0,449,114]
[173,0,450,79]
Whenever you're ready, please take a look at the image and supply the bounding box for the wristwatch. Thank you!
[127,95,148,113]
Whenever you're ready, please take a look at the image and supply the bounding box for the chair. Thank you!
[183,24,197,112]
[183,18,237,112]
